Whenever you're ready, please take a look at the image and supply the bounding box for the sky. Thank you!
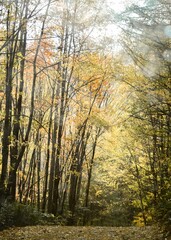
[106,0,126,12]
[89,0,128,50]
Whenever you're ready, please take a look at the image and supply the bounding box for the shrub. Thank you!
[0,202,68,230]
[0,202,42,230]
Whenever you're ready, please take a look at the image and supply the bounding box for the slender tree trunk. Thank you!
[52,76,66,215]
[10,0,52,201]
[42,89,54,212]
[0,8,17,202]
[37,133,41,211]
[83,129,100,225]
[48,81,60,213]
[8,3,28,200]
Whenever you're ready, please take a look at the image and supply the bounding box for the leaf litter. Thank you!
[0,225,163,240]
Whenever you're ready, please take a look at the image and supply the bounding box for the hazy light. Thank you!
[142,64,158,77]
[163,49,171,62]
[142,56,162,78]
[164,25,171,38]
[107,0,126,12]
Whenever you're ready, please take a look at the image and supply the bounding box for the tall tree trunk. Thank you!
[37,133,41,211]
[8,0,51,201]
[48,81,60,213]
[8,2,28,200]
[52,75,66,215]
[83,128,100,225]
[42,89,55,212]
[0,7,18,202]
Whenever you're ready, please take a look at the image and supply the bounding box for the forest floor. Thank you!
[0,225,165,240]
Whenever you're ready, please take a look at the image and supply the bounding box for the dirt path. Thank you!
[0,225,163,240]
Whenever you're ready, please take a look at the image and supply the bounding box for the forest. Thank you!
[0,0,171,235]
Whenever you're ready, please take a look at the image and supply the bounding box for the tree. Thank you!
[110,0,171,225]
[0,0,53,203]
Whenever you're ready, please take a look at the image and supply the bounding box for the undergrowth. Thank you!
[0,202,66,231]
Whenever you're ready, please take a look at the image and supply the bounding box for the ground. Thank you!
[0,225,164,240]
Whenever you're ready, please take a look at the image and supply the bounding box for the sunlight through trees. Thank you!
[0,0,170,234]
